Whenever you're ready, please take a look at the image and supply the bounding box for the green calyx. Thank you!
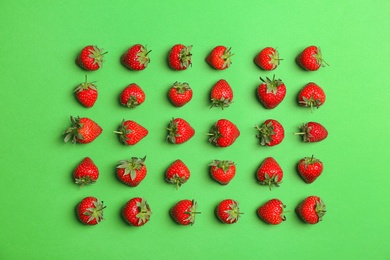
[224,201,242,223]
[166,118,180,143]
[179,45,192,68]
[89,46,107,67]
[260,75,283,95]
[313,48,329,67]
[116,156,146,181]
[185,200,200,225]
[75,176,96,187]
[125,95,140,108]
[299,96,323,112]
[84,200,105,224]
[255,121,275,146]
[268,50,282,69]
[209,160,235,173]
[63,116,84,144]
[173,82,191,94]
[135,198,152,225]
[207,125,222,145]
[167,174,187,190]
[303,155,320,168]
[113,119,132,144]
[74,75,97,93]
[260,173,281,190]
[294,123,312,142]
[221,47,233,69]
[137,45,151,66]
[210,97,232,110]
[315,199,326,221]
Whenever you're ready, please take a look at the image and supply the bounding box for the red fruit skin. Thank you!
[296,46,326,71]
[120,83,146,108]
[216,199,241,224]
[256,157,283,189]
[168,82,193,107]
[76,45,105,71]
[117,164,147,187]
[165,160,191,188]
[166,118,195,144]
[298,122,328,142]
[76,197,104,225]
[168,44,192,70]
[257,199,286,225]
[74,82,98,108]
[297,157,324,183]
[170,199,198,226]
[256,119,285,147]
[209,160,236,185]
[121,44,150,70]
[206,46,232,70]
[64,116,102,144]
[73,157,99,186]
[257,77,286,109]
[254,47,280,71]
[209,119,240,147]
[298,82,326,110]
[296,196,326,224]
[210,79,233,109]
[116,120,148,145]
[122,197,151,227]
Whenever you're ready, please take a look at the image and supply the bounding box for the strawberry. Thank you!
[257,199,286,225]
[121,44,151,70]
[297,155,324,183]
[295,122,328,142]
[298,82,326,112]
[116,156,147,187]
[209,160,236,185]
[63,116,102,144]
[170,199,200,226]
[166,118,195,144]
[114,119,148,145]
[254,47,282,70]
[74,75,98,108]
[255,119,284,146]
[208,119,240,148]
[119,83,146,108]
[122,197,152,227]
[206,45,233,70]
[296,46,329,71]
[256,157,283,190]
[168,82,193,107]
[76,45,107,71]
[210,79,233,109]
[257,75,286,109]
[168,44,192,70]
[216,199,242,224]
[73,157,99,187]
[296,196,326,224]
[76,196,105,225]
[165,159,191,189]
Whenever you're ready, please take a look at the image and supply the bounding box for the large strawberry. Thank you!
[209,160,236,185]
[296,46,329,71]
[170,199,200,226]
[166,118,195,144]
[254,47,282,71]
[165,159,191,189]
[295,122,328,142]
[168,44,192,70]
[206,45,233,70]
[121,44,151,70]
[216,199,242,224]
[255,119,284,146]
[297,155,324,183]
[122,197,152,227]
[119,83,146,108]
[76,196,105,225]
[210,79,233,109]
[114,119,148,145]
[298,82,326,112]
[63,116,102,144]
[256,157,283,190]
[73,157,99,187]
[168,82,193,107]
[257,75,286,109]
[116,156,147,187]
[74,75,98,108]
[208,119,240,148]
[76,45,107,71]
[257,199,286,225]
[296,196,326,224]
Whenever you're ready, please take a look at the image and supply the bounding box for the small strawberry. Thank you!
[208,119,240,148]
[297,155,324,183]
[63,116,102,144]
[114,119,148,145]
[122,197,152,227]
[170,199,200,226]
[76,45,107,71]
[121,44,151,70]
[168,82,193,107]
[255,119,284,146]
[206,45,233,70]
[73,157,99,187]
[256,157,283,190]
[168,44,192,70]
[209,160,236,185]
[165,159,191,189]
[295,122,328,142]
[210,79,234,109]
[74,75,98,108]
[298,82,326,112]
[166,118,195,144]
[119,83,146,108]
[296,46,329,71]
[116,156,147,187]
[216,199,242,224]
[257,199,286,225]
[257,75,286,109]
[254,47,282,70]
[76,196,105,225]
[296,196,326,224]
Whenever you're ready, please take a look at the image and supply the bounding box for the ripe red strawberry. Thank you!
[165,159,191,189]
[76,196,105,225]
[116,156,147,187]
[298,82,326,112]
[209,160,236,185]
[76,45,107,71]
[257,75,286,109]
[206,45,233,70]
[74,75,98,108]
[63,116,102,144]
[257,199,286,225]
[168,44,192,70]
[255,119,284,146]
[208,119,240,148]
[119,83,146,108]
[254,47,282,70]
[170,199,200,226]
[216,199,242,224]
[114,119,148,145]
[295,122,328,142]
[297,155,324,183]
[122,197,152,227]
[296,46,329,71]
[210,79,233,109]
[166,118,195,144]
[121,44,151,70]
[256,157,283,190]
[296,196,326,224]
[168,82,193,107]
[73,157,99,187]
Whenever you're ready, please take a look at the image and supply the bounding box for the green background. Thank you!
[1,0,389,259]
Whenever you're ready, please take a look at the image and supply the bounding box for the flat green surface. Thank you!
[1,0,389,259]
